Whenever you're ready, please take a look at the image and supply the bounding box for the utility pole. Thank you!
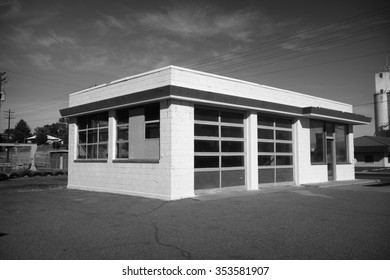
[0,72,7,115]
[4,109,15,161]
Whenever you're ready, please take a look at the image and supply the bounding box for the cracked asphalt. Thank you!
[1,180,390,259]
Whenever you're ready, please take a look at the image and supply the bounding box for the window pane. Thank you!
[276,130,292,140]
[98,112,109,127]
[117,108,129,125]
[275,118,292,128]
[221,156,244,167]
[117,143,129,158]
[87,130,98,144]
[78,145,87,159]
[87,144,97,158]
[194,156,219,168]
[221,126,243,138]
[99,128,108,142]
[258,155,275,166]
[258,142,274,153]
[276,168,293,182]
[222,170,245,187]
[195,124,219,137]
[222,141,244,152]
[195,171,220,189]
[78,116,88,129]
[221,111,244,124]
[335,124,347,163]
[258,129,274,139]
[258,115,274,126]
[195,108,218,122]
[276,143,292,153]
[145,122,160,139]
[117,126,128,141]
[310,120,325,163]
[195,140,219,152]
[258,168,275,184]
[276,156,293,166]
[79,131,87,144]
[98,144,108,158]
[145,103,160,121]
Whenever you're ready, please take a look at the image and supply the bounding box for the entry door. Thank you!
[326,139,334,180]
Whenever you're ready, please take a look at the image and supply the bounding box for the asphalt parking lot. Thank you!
[0,178,390,260]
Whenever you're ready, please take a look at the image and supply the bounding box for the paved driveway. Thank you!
[1,181,390,259]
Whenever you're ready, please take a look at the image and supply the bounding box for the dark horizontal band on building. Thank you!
[60,85,371,125]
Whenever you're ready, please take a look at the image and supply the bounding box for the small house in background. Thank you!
[26,135,63,145]
[354,136,390,168]
[60,66,370,200]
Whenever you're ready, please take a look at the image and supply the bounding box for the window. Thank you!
[310,120,325,163]
[335,124,348,163]
[116,108,129,158]
[115,102,160,161]
[310,120,349,164]
[364,155,374,163]
[78,112,108,159]
[145,103,160,139]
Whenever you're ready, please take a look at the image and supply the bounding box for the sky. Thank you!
[0,0,389,137]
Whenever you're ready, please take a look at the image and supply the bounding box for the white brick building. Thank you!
[60,66,370,200]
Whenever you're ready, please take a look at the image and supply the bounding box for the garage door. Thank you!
[194,107,245,190]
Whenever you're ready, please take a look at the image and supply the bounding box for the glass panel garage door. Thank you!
[258,114,294,185]
[194,107,245,190]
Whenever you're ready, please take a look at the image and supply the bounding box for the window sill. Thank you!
[113,159,159,164]
[74,159,108,163]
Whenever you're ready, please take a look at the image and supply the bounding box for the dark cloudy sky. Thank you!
[0,0,389,136]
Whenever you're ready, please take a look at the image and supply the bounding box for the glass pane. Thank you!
[275,118,292,128]
[221,156,244,167]
[195,124,219,137]
[78,131,87,144]
[87,144,97,158]
[98,112,109,127]
[117,142,129,158]
[221,126,244,138]
[258,142,274,153]
[258,155,275,166]
[258,115,274,126]
[195,140,219,152]
[258,129,274,139]
[222,170,245,187]
[221,111,244,124]
[117,126,129,141]
[145,103,160,121]
[276,143,292,153]
[99,128,108,142]
[78,116,88,129]
[87,130,98,144]
[145,122,160,139]
[194,156,219,168]
[310,120,325,163]
[195,108,218,122]
[335,124,347,163]
[276,130,292,140]
[89,116,98,128]
[276,168,293,182]
[98,144,108,158]
[117,108,129,125]
[195,171,220,189]
[276,156,293,166]
[78,145,87,159]
[222,141,244,152]
[258,168,275,184]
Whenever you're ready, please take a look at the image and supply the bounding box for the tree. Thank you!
[34,127,49,145]
[13,119,31,143]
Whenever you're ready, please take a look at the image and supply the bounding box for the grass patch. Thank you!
[0,176,68,192]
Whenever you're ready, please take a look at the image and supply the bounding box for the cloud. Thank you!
[25,53,53,70]
[36,30,77,48]
[135,4,261,42]
[0,0,21,19]
[96,12,126,34]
